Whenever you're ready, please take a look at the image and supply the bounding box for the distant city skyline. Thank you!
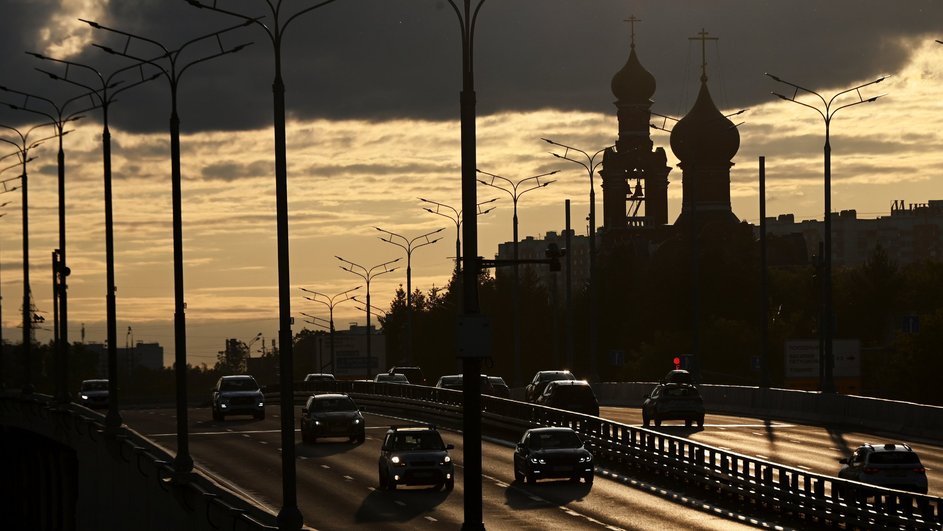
[1,1,942,366]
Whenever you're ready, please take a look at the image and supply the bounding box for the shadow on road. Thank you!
[503,479,592,509]
[354,485,451,524]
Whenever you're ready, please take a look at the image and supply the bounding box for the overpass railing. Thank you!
[293,381,942,531]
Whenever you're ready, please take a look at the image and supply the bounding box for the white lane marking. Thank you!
[300,456,308,460]
[344,475,354,481]
[796,465,811,471]
[259,440,268,445]
[394,501,406,507]
[424,516,438,522]
[321,464,331,470]
[242,434,251,438]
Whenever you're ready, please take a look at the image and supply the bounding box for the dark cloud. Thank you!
[0,0,940,134]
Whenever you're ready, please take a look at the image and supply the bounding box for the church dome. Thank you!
[670,80,740,164]
[611,45,656,104]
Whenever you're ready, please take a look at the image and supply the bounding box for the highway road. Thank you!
[119,402,941,530]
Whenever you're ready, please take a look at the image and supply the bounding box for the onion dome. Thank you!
[611,44,656,104]
[670,80,740,164]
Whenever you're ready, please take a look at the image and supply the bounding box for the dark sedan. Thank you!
[524,370,575,402]
[513,427,593,484]
[642,383,705,427]
[300,393,365,444]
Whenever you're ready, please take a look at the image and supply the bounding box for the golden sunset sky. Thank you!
[1,1,942,366]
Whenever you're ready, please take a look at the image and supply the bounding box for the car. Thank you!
[487,376,510,398]
[300,393,365,444]
[303,373,336,391]
[212,375,265,421]
[304,373,336,383]
[78,379,109,409]
[837,443,928,494]
[375,373,409,384]
[513,427,593,485]
[535,380,600,416]
[525,370,576,402]
[434,374,496,395]
[378,425,454,491]
[388,366,427,386]
[661,369,694,385]
[641,383,704,427]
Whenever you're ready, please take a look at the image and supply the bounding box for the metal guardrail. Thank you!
[294,381,943,531]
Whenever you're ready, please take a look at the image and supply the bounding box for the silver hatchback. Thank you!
[838,443,928,494]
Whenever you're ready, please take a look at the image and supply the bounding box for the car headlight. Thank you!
[80,394,89,400]
[391,456,402,465]
[579,455,592,463]
[314,420,321,426]
[529,457,546,465]
[220,403,228,409]
[352,418,362,425]
[442,455,451,464]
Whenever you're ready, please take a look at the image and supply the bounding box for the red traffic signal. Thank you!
[673,356,681,368]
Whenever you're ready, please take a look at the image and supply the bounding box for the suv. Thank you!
[525,370,575,402]
[300,393,365,444]
[388,366,426,386]
[78,379,109,409]
[375,373,409,384]
[838,443,928,494]
[535,380,599,416]
[642,383,704,427]
[513,427,593,485]
[435,374,496,395]
[212,375,265,421]
[378,425,454,491]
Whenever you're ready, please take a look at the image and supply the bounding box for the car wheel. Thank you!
[654,416,662,427]
[685,419,693,427]
[445,477,454,491]
[523,472,533,485]
[514,464,524,483]
[212,409,222,422]
[378,468,387,490]
[584,473,594,485]
[697,417,704,428]
[356,432,366,444]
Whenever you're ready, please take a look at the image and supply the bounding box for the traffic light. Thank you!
[673,356,681,369]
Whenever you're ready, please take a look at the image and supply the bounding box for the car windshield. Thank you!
[220,378,259,392]
[390,431,445,451]
[539,372,574,383]
[81,381,108,391]
[306,374,334,382]
[313,397,357,412]
[663,386,699,398]
[377,373,408,383]
[870,452,921,465]
[529,430,582,450]
[489,377,507,386]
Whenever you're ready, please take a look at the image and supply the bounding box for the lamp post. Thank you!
[336,256,399,380]
[243,332,262,366]
[375,227,443,364]
[300,286,359,374]
[1,84,90,403]
[541,138,608,381]
[0,124,57,394]
[419,197,496,278]
[183,2,341,524]
[82,17,250,479]
[476,168,556,386]
[33,53,158,428]
[766,72,886,394]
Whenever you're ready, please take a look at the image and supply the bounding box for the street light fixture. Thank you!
[476,168,556,386]
[336,256,399,380]
[419,197,497,277]
[541,137,610,382]
[375,226,443,364]
[1,83,91,404]
[766,72,887,393]
[82,16,251,480]
[300,286,360,374]
[0,123,58,394]
[182,2,341,524]
[32,52,159,429]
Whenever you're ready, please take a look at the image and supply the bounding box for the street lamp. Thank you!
[541,137,609,382]
[476,168,556,386]
[32,52,159,429]
[0,123,57,394]
[182,2,341,524]
[82,16,251,480]
[375,226,443,364]
[419,197,496,276]
[1,83,90,403]
[300,286,360,374]
[336,256,399,380]
[766,72,887,394]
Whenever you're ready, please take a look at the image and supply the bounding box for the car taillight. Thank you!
[913,467,926,474]
[862,467,879,474]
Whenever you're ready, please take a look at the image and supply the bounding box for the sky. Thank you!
[1,0,942,368]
